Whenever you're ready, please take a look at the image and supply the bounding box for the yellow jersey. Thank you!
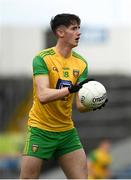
[88,148,112,179]
[28,47,88,132]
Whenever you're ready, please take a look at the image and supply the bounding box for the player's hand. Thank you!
[93,98,108,111]
[68,78,94,94]
[68,84,82,93]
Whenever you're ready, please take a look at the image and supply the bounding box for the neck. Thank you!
[55,41,72,58]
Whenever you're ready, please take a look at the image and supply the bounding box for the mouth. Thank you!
[75,37,80,42]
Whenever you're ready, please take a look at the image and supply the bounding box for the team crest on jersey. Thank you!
[73,69,79,77]
[52,67,58,72]
[32,144,39,152]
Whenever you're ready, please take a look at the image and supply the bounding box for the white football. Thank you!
[78,81,107,109]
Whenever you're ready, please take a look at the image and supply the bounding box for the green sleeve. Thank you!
[78,62,88,82]
[33,56,48,75]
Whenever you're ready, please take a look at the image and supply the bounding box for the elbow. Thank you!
[38,97,46,104]
[37,93,48,104]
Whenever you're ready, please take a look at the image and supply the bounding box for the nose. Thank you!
[76,30,81,37]
[77,32,81,38]
[77,29,81,36]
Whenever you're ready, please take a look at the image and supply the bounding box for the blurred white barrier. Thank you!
[110,137,131,172]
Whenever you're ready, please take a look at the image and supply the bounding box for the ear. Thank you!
[56,26,65,38]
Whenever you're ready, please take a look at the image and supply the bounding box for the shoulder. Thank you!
[36,47,56,59]
[72,51,87,64]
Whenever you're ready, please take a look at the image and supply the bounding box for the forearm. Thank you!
[37,87,70,104]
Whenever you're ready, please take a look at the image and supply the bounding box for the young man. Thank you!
[20,13,106,179]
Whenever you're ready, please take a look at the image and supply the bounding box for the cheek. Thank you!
[64,32,75,42]
[68,33,75,40]
[65,35,72,41]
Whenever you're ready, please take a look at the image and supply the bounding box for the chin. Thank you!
[73,43,78,48]
[70,42,78,48]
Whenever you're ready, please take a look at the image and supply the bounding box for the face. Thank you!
[101,141,111,152]
[57,23,81,48]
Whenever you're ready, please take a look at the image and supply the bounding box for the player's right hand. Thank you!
[68,84,82,93]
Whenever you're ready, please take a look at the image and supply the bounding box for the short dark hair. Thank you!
[50,13,81,33]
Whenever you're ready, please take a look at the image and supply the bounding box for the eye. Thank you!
[73,27,76,30]
[72,26,80,31]
[72,26,78,30]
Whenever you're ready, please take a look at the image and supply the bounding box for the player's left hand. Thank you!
[93,98,108,111]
